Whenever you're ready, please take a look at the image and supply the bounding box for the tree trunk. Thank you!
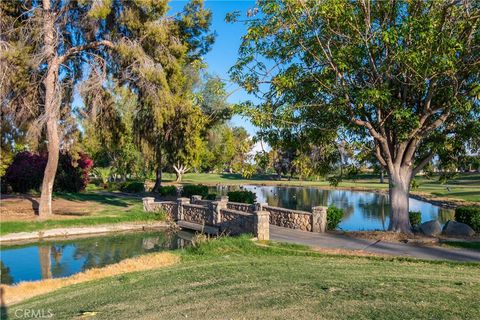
[380,169,385,183]
[173,163,188,183]
[388,168,412,233]
[151,149,163,192]
[38,1,60,218]
[175,171,182,182]
[151,167,163,192]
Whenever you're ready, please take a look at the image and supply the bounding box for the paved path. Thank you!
[270,226,480,262]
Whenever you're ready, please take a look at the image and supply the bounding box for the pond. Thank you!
[211,185,454,231]
[0,230,192,285]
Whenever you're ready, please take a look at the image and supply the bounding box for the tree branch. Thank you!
[58,40,115,64]
[412,152,435,177]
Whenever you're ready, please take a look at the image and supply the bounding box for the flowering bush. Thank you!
[3,151,47,193]
[3,151,93,193]
[54,153,94,192]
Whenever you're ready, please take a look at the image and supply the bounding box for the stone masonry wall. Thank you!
[265,206,313,231]
[219,208,255,235]
[226,202,256,213]
[142,198,177,220]
[190,196,213,207]
[182,204,214,225]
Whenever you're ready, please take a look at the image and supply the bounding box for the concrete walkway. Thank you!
[270,225,480,262]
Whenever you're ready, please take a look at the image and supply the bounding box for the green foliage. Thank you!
[157,186,178,197]
[439,172,458,184]
[119,181,145,193]
[181,185,209,198]
[107,182,121,192]
[93,167,112,188]
[410,179,420,191]
[327,175,342,187]
[241,163,256,179]
[326,206,344,230]
[205,193,217,200]
[455,207,480,233]
[231,0,479,231]
[409,211,422,227]
[227,190,256,204]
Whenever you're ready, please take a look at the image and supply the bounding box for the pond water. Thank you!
[211,185,454,231]
[0,230,191,285]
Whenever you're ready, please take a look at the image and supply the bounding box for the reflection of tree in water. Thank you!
[437,209,455,224]
[50,245,67,278]
[72,232,172,272]
[358,194,391,230]
[38,245,52,280]
[0,261,14,285]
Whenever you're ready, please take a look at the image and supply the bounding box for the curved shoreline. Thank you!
[171,181,476,209]
[0,221,171,245]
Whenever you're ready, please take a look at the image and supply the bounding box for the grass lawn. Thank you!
[160,172,480,203]
[0,193,164,236]
[8,236,480,319]
[442,241,480,251]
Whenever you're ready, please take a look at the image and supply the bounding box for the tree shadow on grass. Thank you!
[1,288,7,320]
[56,193,131,207]
[218,173,277,181]
[23,195,39,214]
[432,190,480,199]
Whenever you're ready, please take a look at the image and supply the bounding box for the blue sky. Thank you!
[169,0,259,136]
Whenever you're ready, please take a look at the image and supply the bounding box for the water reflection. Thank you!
[0,230,191,284]
[211,185,454,231]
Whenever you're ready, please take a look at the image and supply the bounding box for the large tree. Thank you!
[1,0,213,215]
[230,0,480,232]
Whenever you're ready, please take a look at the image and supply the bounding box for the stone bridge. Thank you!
[143,195,328,241]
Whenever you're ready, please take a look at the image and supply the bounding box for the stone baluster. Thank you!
[210,197,228,225]
[311,206,327,233]
[254,210,270,241]
[255,202,268,212]
[176,197,190,221]
[142,197,155,212]
[191,195,202,205]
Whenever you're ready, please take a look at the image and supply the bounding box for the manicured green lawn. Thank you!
[442,241,480,251]
[161,172,480,203]
[9,236,480,319]
[0,193,164,236]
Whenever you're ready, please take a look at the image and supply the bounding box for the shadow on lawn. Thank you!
[218,173,277,181]
[432,190,480,199]
[56,193,130,207]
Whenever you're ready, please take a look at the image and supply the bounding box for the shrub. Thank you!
[3,151,47,193]
[205,193,217,200]
[327,206,344,230]
[119,181,145,193]
[409,211,422,227]
[3,151,93,193]
[93,167,111,189]
[181,185,209,198]
[227,190,256,204]
[107,182,121,192]
[54,153,94,192]
[158,185,177,196]
[455,206,480,233]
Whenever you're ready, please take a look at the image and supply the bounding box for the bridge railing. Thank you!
[143,194,327,239]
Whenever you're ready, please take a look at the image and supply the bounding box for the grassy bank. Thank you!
[0,193,163,236]
[159,172,480,204]
[8,236,480,319]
